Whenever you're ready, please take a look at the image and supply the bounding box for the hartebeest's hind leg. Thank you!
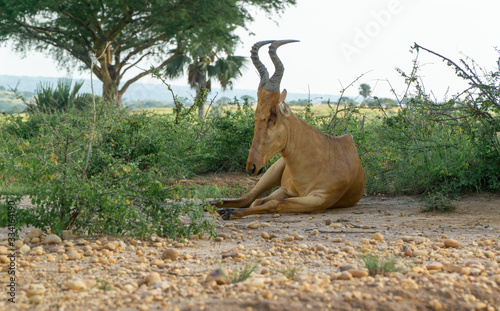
[209,158,286,208]
[218,192,332,220]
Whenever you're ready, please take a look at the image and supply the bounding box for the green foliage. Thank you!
[360,253,401,276]
[221,263,258,283]
[278,265,302,279]
[27,79,93,114]
[423,192,457,212]
[0,104,216,239]
[195,98,255,172]
[360,49,500,197]
[359,83,371,99]
[0,0,296,103]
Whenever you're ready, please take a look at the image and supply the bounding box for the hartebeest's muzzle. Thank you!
[246,163,263,176]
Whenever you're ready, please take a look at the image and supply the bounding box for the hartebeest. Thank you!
[213,40,366,220]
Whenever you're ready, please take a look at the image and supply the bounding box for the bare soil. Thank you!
[1,173,499,311]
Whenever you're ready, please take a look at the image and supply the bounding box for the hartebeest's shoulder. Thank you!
[213,40,366,220]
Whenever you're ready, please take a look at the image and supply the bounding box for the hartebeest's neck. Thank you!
[279,112,341,173]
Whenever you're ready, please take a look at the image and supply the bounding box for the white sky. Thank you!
[1,0,499,99]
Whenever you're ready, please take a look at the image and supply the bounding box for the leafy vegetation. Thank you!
[1,42,499,240]
[0,0,296,104]
[221,263,258,284]
[360,253,401,276]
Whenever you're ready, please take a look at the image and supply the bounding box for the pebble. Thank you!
[261,232,270,239]
[27,228,43,239]
[44,234,62,245]
[221,250,238,259]
[338,271,353,280]
[371,232,384,241]
[426,262,443,271]
[67,278,87,291]
[27,283,46,297]
[20,244,30,253]
[143,272,161,285]
[444,239,460,248]
[161,248,180,261]
[246,220,260,229]
[103,241,119,251]
[429,299,443,310]
[205,269,229,285]
[67,251,82,260]
[348,269,369,278]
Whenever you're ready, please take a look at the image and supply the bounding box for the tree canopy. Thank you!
[0,0,296,105]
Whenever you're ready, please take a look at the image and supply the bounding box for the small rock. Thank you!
[244,277,266,288]
[246,220,260,229]
[103,241,119,251]
[401,279,420,290]
[429,299,443,310]
[338,271,353,280]
[222,250,238,259]
[309,229,319,236]
[67,251,81,260]
[62,230,74,240]
[444,239,460,248]
[143,272,161,285]
[315,244,327,252]
[29,295,43,304]
[348,269,369,278]
[67,278,87,290]
[297,244,308,249]
[27,228,43,239]
[261,232,270,240]
[44,234,62,245]
[426,262,443,271]
[205,269,229,285]
[27,283,46,297]
[371,232,384,241]
[19,244,31,253]
[14,240,23,249]
[161,248,179,261]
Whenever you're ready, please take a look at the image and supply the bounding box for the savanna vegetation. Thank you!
[1,42,499,240]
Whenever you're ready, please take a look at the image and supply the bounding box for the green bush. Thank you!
[26,78,93,114]
[0,104,216,239]
[194,98,254,172]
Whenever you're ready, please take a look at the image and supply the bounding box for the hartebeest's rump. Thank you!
[213,40,366,220]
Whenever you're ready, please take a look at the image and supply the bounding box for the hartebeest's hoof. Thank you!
[217,208,235,220]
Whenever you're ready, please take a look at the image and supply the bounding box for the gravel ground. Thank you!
[1,185,499,311]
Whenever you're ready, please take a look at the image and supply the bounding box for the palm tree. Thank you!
[165,43,246,119]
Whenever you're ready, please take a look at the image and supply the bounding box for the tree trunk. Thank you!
[196,83,209,120]
[102,76,122,107]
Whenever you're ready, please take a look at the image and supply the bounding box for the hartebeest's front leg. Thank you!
[218,192,331,220]
[209,158,286,208]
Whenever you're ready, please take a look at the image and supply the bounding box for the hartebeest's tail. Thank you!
[250,40,299,92]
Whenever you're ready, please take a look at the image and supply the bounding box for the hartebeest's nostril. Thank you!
[247,164,256,176]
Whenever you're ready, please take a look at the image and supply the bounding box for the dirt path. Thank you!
[1,180,499,310]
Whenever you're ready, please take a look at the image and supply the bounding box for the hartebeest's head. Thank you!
[246,40,299,176]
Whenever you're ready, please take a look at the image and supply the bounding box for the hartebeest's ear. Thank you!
[279,89,287,103]
[278,89,290,117]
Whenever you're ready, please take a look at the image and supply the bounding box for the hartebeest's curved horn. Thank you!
[266,40,300,92]
[251,40,275,90]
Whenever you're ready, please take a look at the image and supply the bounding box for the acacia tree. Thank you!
[359,83,371,100]
[0,0,296,106]
[165,42,246,118]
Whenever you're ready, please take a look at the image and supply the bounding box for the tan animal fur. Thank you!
[213,40,366,220]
